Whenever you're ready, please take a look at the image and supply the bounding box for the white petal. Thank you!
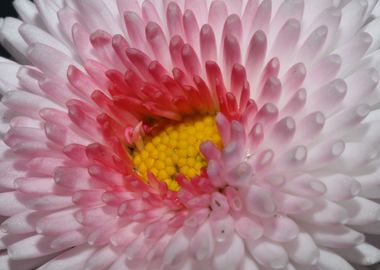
[284,231,319,266]
[0,192,29,216]
[318,249,356,270]
[247,239,289,269]
[336,243,380,265]
[212,234,244,270]
[0,62,21,94]
[190,221,215,261]
[339,197,380,226]
[0,18,29,63]
[18,23,73,57]
[84,245,122,270]
[13,0,44,27]
[38,245,96,270]
[8,235,60,260]
[363,17,380,53]
[26,43,80,80]
[262,215,299,243]
[162,229,190,266]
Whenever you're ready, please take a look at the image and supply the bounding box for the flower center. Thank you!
[132,114,222,190]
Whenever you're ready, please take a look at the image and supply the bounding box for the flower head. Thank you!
[1,0,380,269]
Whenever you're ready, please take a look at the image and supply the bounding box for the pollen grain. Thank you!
[132,115,222,190]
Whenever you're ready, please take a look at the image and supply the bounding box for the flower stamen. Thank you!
[132,114,222,190]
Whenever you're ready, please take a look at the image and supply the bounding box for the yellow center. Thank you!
[132,115,222,190]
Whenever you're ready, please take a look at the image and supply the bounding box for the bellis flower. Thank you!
[1,0,380,269]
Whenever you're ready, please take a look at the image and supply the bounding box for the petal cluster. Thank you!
[1,0,380,270]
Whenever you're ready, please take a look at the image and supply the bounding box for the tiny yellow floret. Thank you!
[132,115,222,191]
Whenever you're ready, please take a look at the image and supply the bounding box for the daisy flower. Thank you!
[1,0,380,269]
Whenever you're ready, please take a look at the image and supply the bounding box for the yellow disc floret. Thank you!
[132,115,222,191]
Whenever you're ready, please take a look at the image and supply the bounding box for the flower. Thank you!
[1,0,380,269]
